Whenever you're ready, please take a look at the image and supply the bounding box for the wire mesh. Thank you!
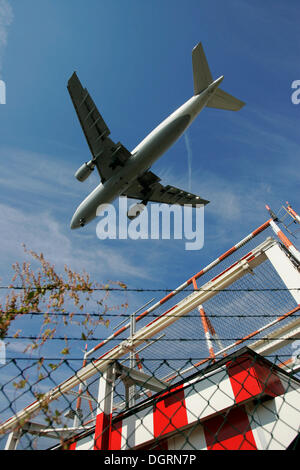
[1,351,299,450]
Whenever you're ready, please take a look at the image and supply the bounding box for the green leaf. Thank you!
[13,379,27,389]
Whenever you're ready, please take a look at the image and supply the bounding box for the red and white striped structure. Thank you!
[2,209,300,450]
[66,228,300,451]
[67,349,300,451]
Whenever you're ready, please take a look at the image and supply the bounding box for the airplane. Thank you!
[69,42,245,229]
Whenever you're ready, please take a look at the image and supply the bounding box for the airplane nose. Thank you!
[70,216,78,230]
[70,212,80,229]
[70,212,86,229]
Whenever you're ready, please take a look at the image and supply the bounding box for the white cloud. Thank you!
[0,146,83,200]
[6,341,33,355]
[0,202,154,287]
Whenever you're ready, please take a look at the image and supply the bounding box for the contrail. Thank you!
[184,131,192,192]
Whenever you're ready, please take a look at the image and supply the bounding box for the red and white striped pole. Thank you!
[205,314,225,354]
[267,216,300,264]
[192,278,215,360]
[286,201,300,224]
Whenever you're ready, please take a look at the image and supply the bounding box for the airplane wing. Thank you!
[67,72,132,182]
[123,171,209,207]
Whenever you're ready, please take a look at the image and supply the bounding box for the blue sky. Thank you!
[0,0,300,360]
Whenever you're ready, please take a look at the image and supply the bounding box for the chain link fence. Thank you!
[0,348,300,450]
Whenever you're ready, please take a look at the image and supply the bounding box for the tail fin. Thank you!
[192,42,245,111]
[192,43,213,94]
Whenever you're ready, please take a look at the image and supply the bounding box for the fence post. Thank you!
[5,430,21,450]
[94,364,115,450]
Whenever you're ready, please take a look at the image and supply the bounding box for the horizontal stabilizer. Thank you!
[206,88,245,111]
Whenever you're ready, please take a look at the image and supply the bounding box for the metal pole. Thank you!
[268,219,300,264]
[128,312,136,407]
[73,343,88,428]
[286,202,300,224]
[5,430,21,450]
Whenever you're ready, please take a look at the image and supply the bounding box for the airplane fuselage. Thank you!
[70,76,223,229]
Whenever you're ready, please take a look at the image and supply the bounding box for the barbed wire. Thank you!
[3,335,299,341]
[2,311,300,318]
[1,354,296,361]
[0,286,299,292]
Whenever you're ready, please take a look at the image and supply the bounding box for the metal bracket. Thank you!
[115,362,168,393]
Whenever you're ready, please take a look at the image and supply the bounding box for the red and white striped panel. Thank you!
[167,405,257,450]
[69,352,300,450]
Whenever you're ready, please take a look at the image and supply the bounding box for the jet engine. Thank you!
[75,160,95,182]
[127,203,146,220]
